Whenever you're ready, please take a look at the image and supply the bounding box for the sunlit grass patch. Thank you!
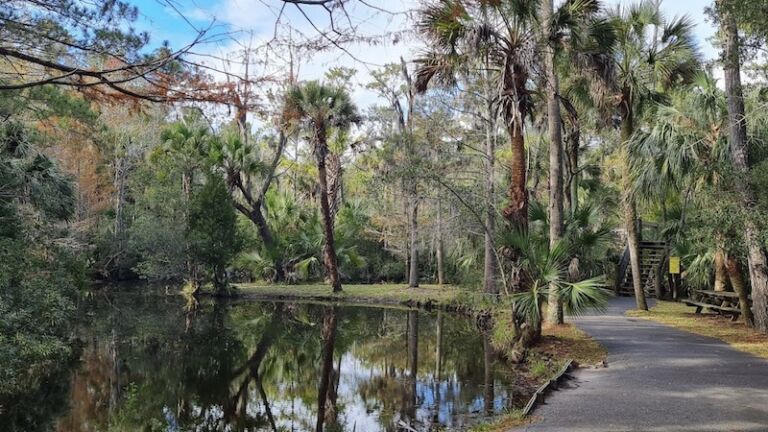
[234,282,464,305]
[627,300,768,359]
[536,323,608,366]
[468,409,528,431]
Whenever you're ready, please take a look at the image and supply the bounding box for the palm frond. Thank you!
[559,277,611,315]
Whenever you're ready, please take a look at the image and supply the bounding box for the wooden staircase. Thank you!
[615,241,667,297]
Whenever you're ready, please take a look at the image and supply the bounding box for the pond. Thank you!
[9,291,532,431]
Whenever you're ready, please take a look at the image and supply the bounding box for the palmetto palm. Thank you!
[415,0,538,229]
[499,228,610,351]
[629,74,756,324]
[630,73,729,203]
[608,0,700,310]
[159,122,212,200]
[284,81,359,293]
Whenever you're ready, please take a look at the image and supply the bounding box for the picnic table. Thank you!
[683,289,750,320]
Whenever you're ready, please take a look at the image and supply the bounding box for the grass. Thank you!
[534,323,608,366]
[468,409,528,431]
[233,282,469,306]
[626,300,768,359]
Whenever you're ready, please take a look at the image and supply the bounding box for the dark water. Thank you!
[12,292,528,431]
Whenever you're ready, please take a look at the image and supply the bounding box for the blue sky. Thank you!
[126,0,722,107]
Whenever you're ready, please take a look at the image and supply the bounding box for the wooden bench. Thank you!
[684,289,750,321]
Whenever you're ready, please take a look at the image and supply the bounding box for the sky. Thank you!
[127,0,722,109]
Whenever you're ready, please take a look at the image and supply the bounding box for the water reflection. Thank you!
[3,292,523,432]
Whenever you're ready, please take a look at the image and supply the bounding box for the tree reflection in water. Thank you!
[2,292,524,432]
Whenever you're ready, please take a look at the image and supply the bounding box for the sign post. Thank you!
[669,256,681,300]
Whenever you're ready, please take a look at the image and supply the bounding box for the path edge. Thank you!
[522,359,574,417]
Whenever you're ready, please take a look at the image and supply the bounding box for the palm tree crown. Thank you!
[284,81,360,147]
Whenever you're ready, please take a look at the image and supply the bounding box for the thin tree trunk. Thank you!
[726,255,754,327]
[113,151,127,273]
[403,183,410,283]
[435,310,443,380]
[436,197,445,285]
[482,333,494,415]
[406,310,418,419]
[543,0,565,325]
[483,70,498,295]
[408,184,419,288]
[620,106,647,310]
[561,97,580,216]
[315,130,342,293]
[720,5,768,331]
[316,306,338,432]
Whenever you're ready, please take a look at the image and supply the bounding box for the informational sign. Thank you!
[669,256,681,274]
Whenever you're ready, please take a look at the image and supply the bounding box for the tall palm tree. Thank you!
[630,73,753,325]
[415,0,538,231]
[608,1,700,310]
[715,0,768,332]
[284,81,359,293]
[543,0,617,323]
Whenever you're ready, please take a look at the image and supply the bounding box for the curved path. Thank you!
[517,297,768,432]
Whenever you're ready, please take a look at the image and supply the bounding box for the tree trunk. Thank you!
[230,132,287,282]
[435,310,443,379]
[436,197,445,285]
[714,248,728,292]
[315,129,342,293]
[406,310,418,419]
[326,152,343,222]
[408,184,419,288]
[483,73,498,295]
[720,5,768,331]
[236,202,285,282]
[543,0,565,325]
[482,332,494,415]
[726,255,754,327]
[562,98,580,217]
[316,306,338,432]
[620,105,647,310]
[503,120,528,230]
[113,152,127,273]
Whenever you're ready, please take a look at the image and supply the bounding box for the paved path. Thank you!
[518,297,768,432]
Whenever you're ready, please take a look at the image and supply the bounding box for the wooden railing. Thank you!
[614,246,630,295]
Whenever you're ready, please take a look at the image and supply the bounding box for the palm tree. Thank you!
[608,1,700,310]
[629,74,753,325]
[542,0,617,324]
[284,81,359,293]
[415,0,538,231]
[210,129,286,282]
[159,121,212,202]
[500,227,610,361]
[715,0,768,332]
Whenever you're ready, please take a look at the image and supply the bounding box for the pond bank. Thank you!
[233,282,470,308]
[232,283,608,431]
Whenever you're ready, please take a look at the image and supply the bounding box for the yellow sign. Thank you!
[669,256,681,274]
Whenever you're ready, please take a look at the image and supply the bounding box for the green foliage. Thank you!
[187,174,243,292]
[0,121,82,405]
[500,228,611,324]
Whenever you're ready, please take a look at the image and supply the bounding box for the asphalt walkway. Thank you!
[518,297,768,432]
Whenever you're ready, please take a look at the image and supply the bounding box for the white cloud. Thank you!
[174,0,728,114]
